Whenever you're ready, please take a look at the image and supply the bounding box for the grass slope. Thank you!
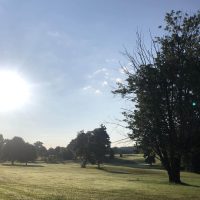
[0,159,199,200]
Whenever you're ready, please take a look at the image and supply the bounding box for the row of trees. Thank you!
[0,136,80,165]
[34,141,74,162]
[114,10,200,183]
[0,125,111,167]
[0,135,36,165]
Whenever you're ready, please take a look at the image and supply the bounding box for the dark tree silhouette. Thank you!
[19,143,37,165]
[90,125,110,169]
[66,139,77,160]
[0,134,4,161]
[75,130,91,168]
[183,130,200,173]
[34,141,47,159]
[46,146,69,162]
[2,137,25,165]
[2,137,37,165]
[0,134,4,151]
[113,10,200,183]
[71,125,111,168]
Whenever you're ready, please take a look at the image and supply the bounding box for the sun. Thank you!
[0,70,31,112]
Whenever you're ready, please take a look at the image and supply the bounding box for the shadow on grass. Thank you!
[102,167,131,174]
[179,182,200,188]
[106,158,163,170]
[2,163,44,167]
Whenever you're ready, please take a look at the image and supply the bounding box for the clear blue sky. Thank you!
[0,0,198,147]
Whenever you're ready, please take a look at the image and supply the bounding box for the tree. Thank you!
[113,10,200,183]
[70,125,111,168]
[0,134,4,159]
[62,148,74,160]
[46,146,68,162]
[90,125,110,169]
[55,146,69,161]
[66,139,78,160]
[2,137,25,165]
[19,143,37,165]
[2,137,37,165]
[0,134,4,148]
[34,141,47,160]
[182,129,200,173]
[75,130,91,168]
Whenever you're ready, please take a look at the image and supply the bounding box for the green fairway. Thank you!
[0,161,199,200]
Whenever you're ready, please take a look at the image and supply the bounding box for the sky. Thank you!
[0,0,198,148]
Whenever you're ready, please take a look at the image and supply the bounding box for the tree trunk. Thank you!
[167,158,181,184]
[97,162,101,169]
[81,159,87,168]
[11,160,14,165]
[26,162,28,166]
[167,168,181,183]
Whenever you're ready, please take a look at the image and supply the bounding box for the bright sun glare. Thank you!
[0,70,31,112]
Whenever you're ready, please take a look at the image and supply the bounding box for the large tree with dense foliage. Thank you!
[2,137,25,165]
[2,137,37,165]
[75,130,93,168]
[71,125,111,168]
[113,10,200,183]
[34,141,47,159]
[18,143,37,165]
[89,125,110,169]
[66,139,78,160]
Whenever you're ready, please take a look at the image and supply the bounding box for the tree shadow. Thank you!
[103,165,200,188]
[106,158,163,170]
[2,163,44,167]
[179,182,200,188]
[102,167,131,174]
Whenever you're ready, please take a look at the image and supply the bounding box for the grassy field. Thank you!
[0,156,199,200]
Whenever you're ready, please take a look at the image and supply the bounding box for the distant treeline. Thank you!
[0,125,118,168]
[112,146,138,154]
[0,134,71,165]
[0,125,198,173]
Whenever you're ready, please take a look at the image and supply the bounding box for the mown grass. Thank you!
[109,154,162,169]
[0,159,199,200]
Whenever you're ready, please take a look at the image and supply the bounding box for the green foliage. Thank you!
[45,146,71,162]
[2,137,25,165]
[113,10,200,183]
[75,130,92,167]
[18,143,37,164]
[2,137,36,165]
[70,125,111,168]
[34,141,47,159]
[90,125,111,168]
[0,134,4,159]
[112,146,136,154]
[66,139,77,159]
